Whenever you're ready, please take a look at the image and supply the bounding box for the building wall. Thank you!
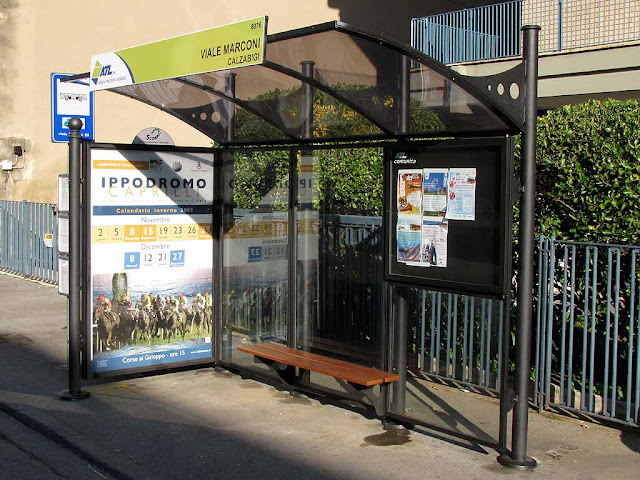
[0,0,493,203]
[523,0,640,53]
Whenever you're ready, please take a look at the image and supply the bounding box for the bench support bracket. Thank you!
[336,379,387,417]
[252,356,389,417]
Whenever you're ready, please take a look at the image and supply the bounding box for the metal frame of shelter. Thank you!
[63,21,540,469]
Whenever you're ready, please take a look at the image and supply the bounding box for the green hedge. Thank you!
[527,99,640,244]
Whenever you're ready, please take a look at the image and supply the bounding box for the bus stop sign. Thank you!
[51,73,94,143]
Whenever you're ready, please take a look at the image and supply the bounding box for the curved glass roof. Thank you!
[83,22,525,145]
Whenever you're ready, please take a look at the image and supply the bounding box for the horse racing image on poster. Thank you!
[88,146,214,374]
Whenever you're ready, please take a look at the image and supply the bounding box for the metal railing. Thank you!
[0,200,58,283]
[416,291,506,393]
[536,235,640,427]
[411,1,522,63]
[412,0,640,64]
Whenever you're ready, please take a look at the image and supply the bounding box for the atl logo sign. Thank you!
[91,61,113,85]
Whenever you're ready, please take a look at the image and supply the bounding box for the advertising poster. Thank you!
[397,170,423,263]
[421,220,448,267]
[397,218,422,262]
[446,168,477,221]
[395,166,476,268]
[89,147,214,374]
[422,168,449,220]
[397,170,423,215]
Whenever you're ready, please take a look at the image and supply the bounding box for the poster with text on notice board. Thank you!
[396,167,476,268]
[386,139,513,297]
[88,145,214,376]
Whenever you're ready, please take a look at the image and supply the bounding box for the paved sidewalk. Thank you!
[0,272,639,479]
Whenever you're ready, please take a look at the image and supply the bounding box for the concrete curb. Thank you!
[0,400,155,480]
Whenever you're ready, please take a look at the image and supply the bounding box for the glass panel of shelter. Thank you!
[115,78,291,144]
[220,149,290,378]
[387,286,505,444]
[296,147,385,379]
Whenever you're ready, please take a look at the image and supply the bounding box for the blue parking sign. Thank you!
[51,73,94,143]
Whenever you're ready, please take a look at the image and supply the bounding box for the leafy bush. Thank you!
[524,99,640,243]
[514,99,640,400]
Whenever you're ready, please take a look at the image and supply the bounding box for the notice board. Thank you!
[84,144,215,376]
[385,137,513,297]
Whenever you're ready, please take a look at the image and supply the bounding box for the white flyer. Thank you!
[422,168,448,221]
[421,220,448,267]
[446,168,476,221]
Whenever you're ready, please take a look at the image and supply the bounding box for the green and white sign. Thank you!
[90,16,267,91]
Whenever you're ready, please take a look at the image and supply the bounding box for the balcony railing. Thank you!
[412,0,640,64]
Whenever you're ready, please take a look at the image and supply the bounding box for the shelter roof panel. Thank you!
[266,28,512,137]
[75,21,523,144]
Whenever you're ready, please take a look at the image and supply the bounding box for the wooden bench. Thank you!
[237,342,400,416]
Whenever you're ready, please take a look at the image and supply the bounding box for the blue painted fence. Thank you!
[0,200,58,283]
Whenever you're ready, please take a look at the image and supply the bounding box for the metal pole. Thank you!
[225,73,236,143]
[60,117,89,401]
[220,73,236,359]
[498,25,539,469]
[301,61,314,140]
[296,60,315,351]
[287,150,298,348]
[390,55,411,416]
[557,0,563,52]
[213,150,225,363]
[391,287,408,413]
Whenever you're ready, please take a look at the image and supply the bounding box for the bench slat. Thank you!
[256,342,400,383]
[238,343,400,386]
[239,344,381,386]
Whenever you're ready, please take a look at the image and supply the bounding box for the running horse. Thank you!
[93,304,119,351]
[187,306,205,338]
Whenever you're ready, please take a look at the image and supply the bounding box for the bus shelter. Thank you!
[62,19,540,469]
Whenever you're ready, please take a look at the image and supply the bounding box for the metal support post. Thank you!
[225,73,236,143]
[390,55,411,416]
[287,150,298,348]
[60,118,89,401]
[391,286,408,413]
[219,73,236,359]
[213,151,225,363]
[297,60,315,350]
[498,25,539,470]
[301,61,315,140]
